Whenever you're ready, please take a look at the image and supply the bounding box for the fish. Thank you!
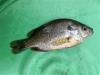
[10,18,94,54]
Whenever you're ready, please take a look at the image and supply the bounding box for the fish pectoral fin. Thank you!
[52,37,71,46]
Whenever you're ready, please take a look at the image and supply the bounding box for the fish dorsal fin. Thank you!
[27,25,52,37]
[27,29,35,37]
[27,26,42,37]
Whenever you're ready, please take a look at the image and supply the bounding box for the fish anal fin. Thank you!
[31,47,48,52]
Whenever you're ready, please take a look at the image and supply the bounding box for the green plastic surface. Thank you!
[0,0,100,75]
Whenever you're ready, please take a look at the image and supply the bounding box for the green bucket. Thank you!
[0,0,99,75]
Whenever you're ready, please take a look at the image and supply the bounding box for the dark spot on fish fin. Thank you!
[31,47,48,52]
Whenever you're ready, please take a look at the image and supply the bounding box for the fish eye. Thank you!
[67,25,73,30]
[82,26,87,31]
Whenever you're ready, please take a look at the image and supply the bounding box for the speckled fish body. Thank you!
[10,19,93,54]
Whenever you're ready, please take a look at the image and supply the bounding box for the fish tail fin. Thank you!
[10,39,28,54]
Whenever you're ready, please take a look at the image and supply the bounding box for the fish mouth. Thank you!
[91,28,94,34]
[89,28,94,36]
[86,25,94,37]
